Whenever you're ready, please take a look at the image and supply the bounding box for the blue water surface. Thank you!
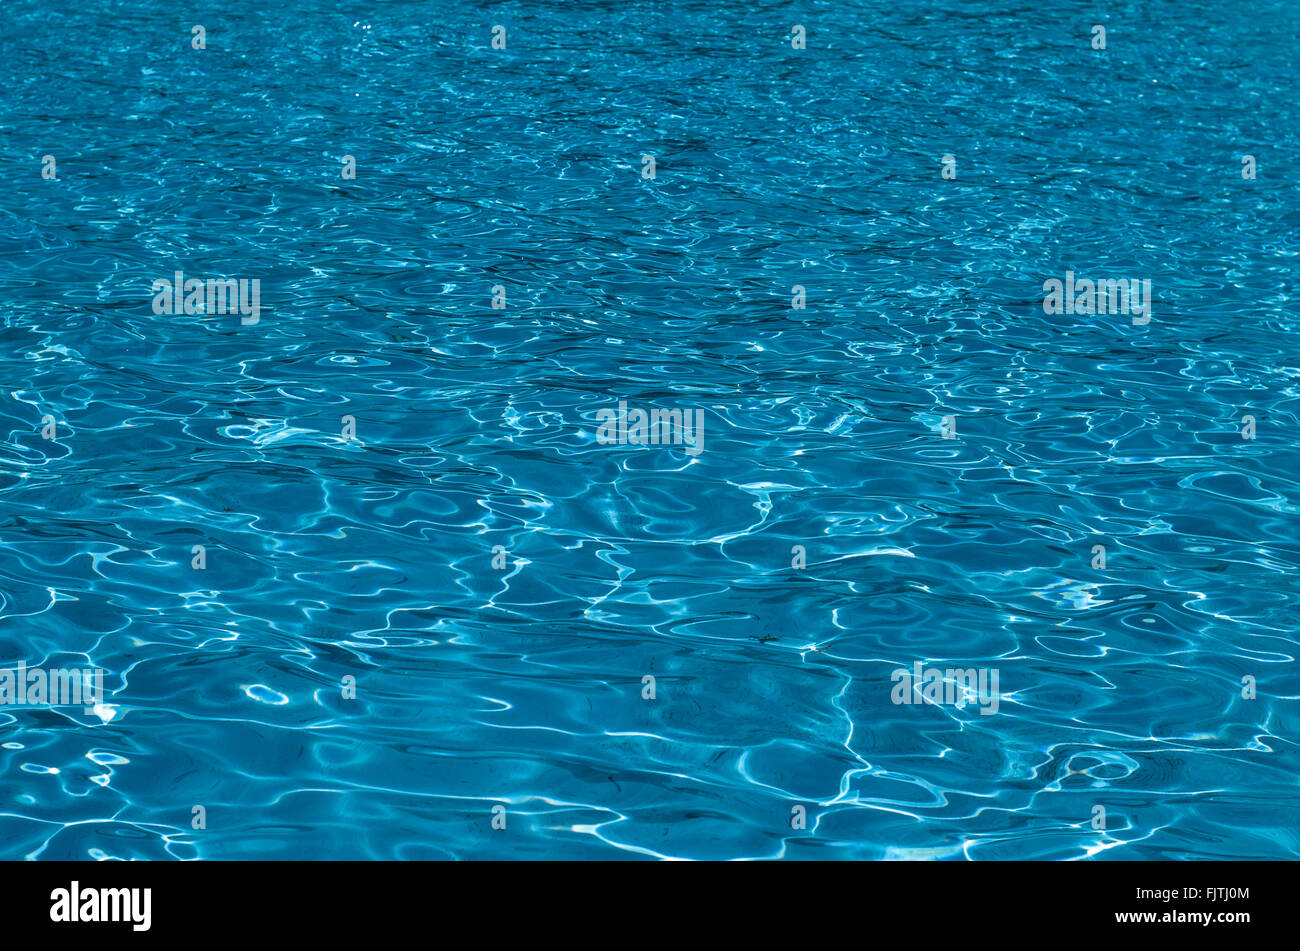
[1,0,1298,860]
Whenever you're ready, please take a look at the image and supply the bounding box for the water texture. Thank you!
[1,0,1298,860]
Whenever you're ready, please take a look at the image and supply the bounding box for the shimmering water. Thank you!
[1,0,1298,860]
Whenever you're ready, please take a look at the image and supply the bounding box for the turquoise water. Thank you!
[1,0,1298,859]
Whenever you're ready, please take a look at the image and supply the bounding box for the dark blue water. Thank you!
[1,0,1297,860]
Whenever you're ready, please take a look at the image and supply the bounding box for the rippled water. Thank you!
[1,0,1298,860]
